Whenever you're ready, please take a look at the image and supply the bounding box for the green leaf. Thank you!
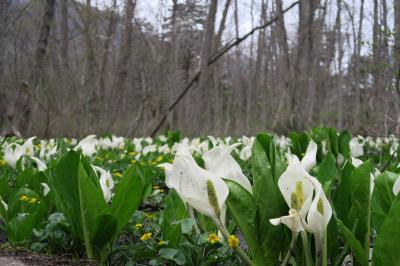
[317,152,337,185]
[373,193,400,266]
[339,131,351,159]
[50,151,106,259]
[225,180,263,265]
[90,214,117,257]
[159,248,186,265]
[371,171,397,232]
[109,165,144,237]
[336,219,368,266]
[162,189,188,247]
[251,134,286,264]
[334,162,355,221]
[347,161,372,258]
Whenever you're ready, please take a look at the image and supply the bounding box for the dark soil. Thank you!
[0,244,99,266]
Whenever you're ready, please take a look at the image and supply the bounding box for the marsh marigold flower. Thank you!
[208,233,219,245]
[140,232,152,241]
[135,223,143,230]
[228,235,239,248]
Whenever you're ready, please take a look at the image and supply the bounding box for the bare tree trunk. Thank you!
[213,0,231,134]
[28,0,56,136]
[275,0,292,126]
[60,0,69,69]
[113,0,136,117]
[336,0,343,130]
[372,0,380,98]
[354,0,364,130]
[98,0,117,100]
[197,0,218,133]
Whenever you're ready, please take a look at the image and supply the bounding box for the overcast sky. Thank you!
[82,0,395,60]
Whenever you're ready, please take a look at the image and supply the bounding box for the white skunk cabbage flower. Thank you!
[92,165,114,203]
[239,136,254,161]
[278,155,315,218]
[30,157,47,171]
[4,137,36,168]
[171,146,229,224]
[143,144,157,155]
[41,183,51,196]
[74,135,98,157]
[133,138,143,153]
[306,177,332,244]
[393,176,400,196]
[350,138,364,158]
[202,144,252,194]
[270,209,306,232]
[300,140,317,172]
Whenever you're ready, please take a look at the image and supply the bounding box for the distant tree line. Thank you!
[0,0,399,137]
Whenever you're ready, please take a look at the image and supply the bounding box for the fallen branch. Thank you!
[150,1,299,137]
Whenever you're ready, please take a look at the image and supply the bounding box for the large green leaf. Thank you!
[336,219,368,266]
[371,171,397,232]
[334,162,355,224]
[251,134,286,264]
[50,151,106,259]
[347,161,372,259]
[90,213,117,257]
[317,152,337,190]
[109,165,144,237]
[339,131,351,159]
[162,189,188,247]
[225,180,263,265]
[372,194,400,266]
[6,188,46,243]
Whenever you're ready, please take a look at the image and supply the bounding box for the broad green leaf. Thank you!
[347,161,372,258]
[371,171,398,232]
[336,219,368,266]
[225,180,264,266]
[90,213,117,257]
[317,152,337,185]
[162,189,188,247]
[339,131,351,159]
[334,162,355,224]
[251,134,286,264]
[159,248,186,265]
[50,151,106,259]
[6,188,46,243]
[109,165,144,236]
[373,194,400,266]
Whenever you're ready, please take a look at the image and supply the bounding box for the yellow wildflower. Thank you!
[228,235,239,248]
[140,232,152,241]
[113,172,123,178]
[19,195,29,202]
[29,198,37,204]
[159,189,165,193]
[158,240,165,245]
[208,233,220,245]
[135,223,143,230]
[144,213,155,220]
[155,156,163,162]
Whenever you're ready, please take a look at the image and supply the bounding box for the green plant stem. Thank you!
[323,230,327,266]
[215,220,254,266]
[315,234,323,266]
[188,206,201,234]
[281,232,298,266]
[301,231,313,266]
